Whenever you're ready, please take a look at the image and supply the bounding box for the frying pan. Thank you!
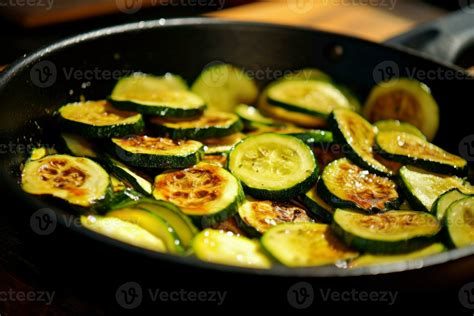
[1,17,474,288]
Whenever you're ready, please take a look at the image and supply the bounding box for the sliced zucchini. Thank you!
[236,199,314,236]
[284,129,333,147]
[150,110,243,140]
[318,158,400,212]
[192,229,271,269]
[80,215,166,252]
[258,90,327,128]
[191,63,258,112]
[399,166,474,212]
[374,120,426,140]
[110,175,127,192]
[313,144,345,171]
[302,183,334,223]
[111,199,197,248]
[433,189,469,221]
[228,133,318,200]
[267,80,351,118]
[153,162,243,226]
[105,156,153,195]
[201,132,246,154]
[106,207,184,253]
[348,243,446,268]
[111,135,203,169]
[376,131,467,176]
[363,78,439,141]
[261,222,358,267]
[445,197,474,248]
[21,154,110,207]
[202,154,227,167]
[58,100,144,138]
[235,103,283,129]
[110,73,205,118]
[332,209,441,254]
[60,133,98,158]
[329,108,390,176]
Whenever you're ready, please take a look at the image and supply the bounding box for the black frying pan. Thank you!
[1,17,474,288]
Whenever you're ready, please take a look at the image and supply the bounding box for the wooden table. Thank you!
[208,0,447,42]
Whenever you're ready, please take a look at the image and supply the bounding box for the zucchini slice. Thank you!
[235,103,283,129]
[191,63,258,112]
[80,215,166,252]
[236,199,314,236]
[376,131,467,176]
[228,133,318,200]
[111,199,198,248]
[61,133,98,158]
[374,120,426,140]
[318,158,400,212]
[153,162,243,226]
[348,243,446,268]
[111,135,204,169]
[261,222,358,267]
[332,209,441,254]
[201,132,246,154]
[110,73,205,118]
[21,154,110,207]
[192,229,271,269]
[399,166,474,212]
[58,100,144,138]
[29,147,58,161]
[267,80,351,118]
[105,156,153,195]
[302,183,334,223]
[433,189,469,221]
[329,108,390,176]
[150,110,243,140]
[258,90,327,128]
[363,78,439,141]
[445,197,474,248]
[211,217,248,236]
[106,207,184,253]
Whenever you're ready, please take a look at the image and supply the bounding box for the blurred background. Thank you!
[0,0,468,67]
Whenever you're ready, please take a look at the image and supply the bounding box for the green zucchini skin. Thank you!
[58,114,145,138]
[110,138,204,169]
[151,118,243,140]
[328,111,390,177]
[331,210,441,254]
[109,99,205,118]
[301,188,334,223]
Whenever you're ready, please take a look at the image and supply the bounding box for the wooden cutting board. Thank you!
[207,0,447,42]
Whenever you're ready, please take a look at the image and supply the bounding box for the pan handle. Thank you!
[385,10,474,65]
